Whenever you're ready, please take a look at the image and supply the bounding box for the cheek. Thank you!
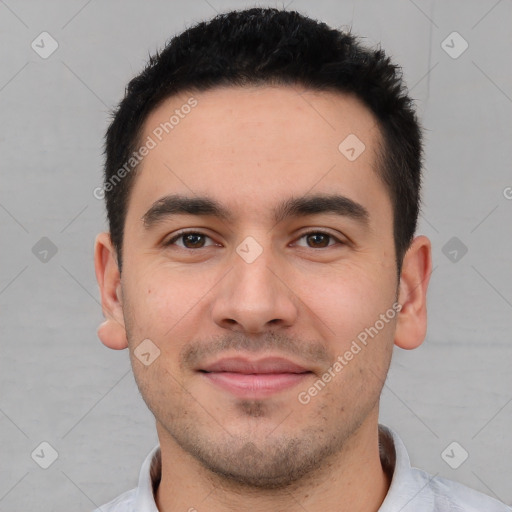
[123,266,219,371]
[124,266,200,337]
[296,263,395,343]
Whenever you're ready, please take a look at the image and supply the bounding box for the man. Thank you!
[93,7,510,512]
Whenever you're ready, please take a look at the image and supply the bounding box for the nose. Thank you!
[211,241,299,334]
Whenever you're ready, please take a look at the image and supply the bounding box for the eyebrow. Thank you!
[142,193,370,229]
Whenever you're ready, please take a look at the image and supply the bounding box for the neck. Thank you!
[155,416,391,512]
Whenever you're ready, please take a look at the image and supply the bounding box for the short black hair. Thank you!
[103,7,423,276]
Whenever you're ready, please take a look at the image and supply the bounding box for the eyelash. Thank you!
[164,229,345,249]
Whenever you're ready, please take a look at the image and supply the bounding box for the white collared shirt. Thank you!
[93,424,511,511]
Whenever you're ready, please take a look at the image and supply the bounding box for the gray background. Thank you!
[0,0,511,510]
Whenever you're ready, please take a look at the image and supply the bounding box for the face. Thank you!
[112,86,402,488]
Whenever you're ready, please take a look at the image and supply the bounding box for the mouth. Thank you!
[198,356,314,399]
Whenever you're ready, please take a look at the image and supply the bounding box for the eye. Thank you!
[164,231,217,249]
[294,230,344,249]
[163,229,345,250]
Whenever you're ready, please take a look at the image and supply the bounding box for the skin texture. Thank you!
[95,86,432,512]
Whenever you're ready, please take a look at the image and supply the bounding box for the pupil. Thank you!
[309,233,328,247]
[185,234,203,248]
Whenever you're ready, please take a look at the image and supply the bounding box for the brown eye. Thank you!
[165,231,215,249]
[306,233,330,248]
[295,231,342,249]
[181,233,206,248]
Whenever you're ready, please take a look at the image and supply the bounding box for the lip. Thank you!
[200,356,309,374]
[198,356,313,399]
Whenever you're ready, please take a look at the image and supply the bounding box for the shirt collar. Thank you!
[134,442,161,512]
[378,424,439,511]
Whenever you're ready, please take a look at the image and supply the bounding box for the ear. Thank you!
[94,232,128,350]
[394,235,432,350]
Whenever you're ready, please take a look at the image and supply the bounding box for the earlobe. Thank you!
[97,319,128,350]
[94,232,128,350]
[394,235,432,350]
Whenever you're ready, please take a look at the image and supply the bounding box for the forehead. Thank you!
[129,85,389,225]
